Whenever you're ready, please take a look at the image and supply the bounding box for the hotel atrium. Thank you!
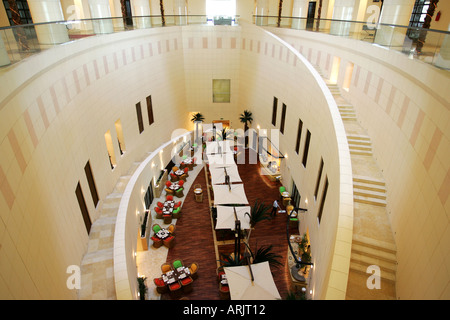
[0,0,449,300]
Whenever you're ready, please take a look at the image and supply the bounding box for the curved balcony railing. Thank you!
[1,14,448,70]
[253,15,450,70]
[0,15,240,67]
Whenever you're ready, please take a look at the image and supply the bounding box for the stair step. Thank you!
[347,139,371,146]
[349,144,372,151]
[353,190,386,200]
[351,243,397,264]
[352,234,397,254]
[350,151,373,156]
[347,135,371,141]
[353,176,386,187]
[349,259,396,282]
[353,183,386,194]
[350,254,396,277]
[339,111,356,115]
[353,195,387,207]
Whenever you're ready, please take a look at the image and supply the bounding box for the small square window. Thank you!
[212,79,230,103]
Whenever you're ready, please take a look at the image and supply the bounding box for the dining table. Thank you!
[162,266,192,285]
[173,169,185,178]
[155,228,171,240]
[162,200,175,215]
[181,157,195,169]
[168,182,182,192]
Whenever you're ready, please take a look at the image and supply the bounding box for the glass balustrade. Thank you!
[0,14,448,70]
[253,15,450,70]
[0,15,239,67]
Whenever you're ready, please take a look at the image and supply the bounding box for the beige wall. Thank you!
[271,26,450,299]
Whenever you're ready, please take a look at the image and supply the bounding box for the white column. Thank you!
[435,24,450,70]
[88,0,114,34]
[131,0,152,28]
[27,0,70,44]
[291,0,308,30]
[374,0,415,47]
[173,0,187,25]
[110,0,125,30]
[255,0,269,26]
[330,0,355,36]
[0,33,11,66]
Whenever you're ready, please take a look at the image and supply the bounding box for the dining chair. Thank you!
[155,207,163,219]
[180,174,187,182]
[172,259,183,269]
[170,173,179,182]
[161,262,172,273]
[153,277,168,294]
[168,224,176,235]
[172,207,181,219]
[163,214,172,224]
[189,262,199,280]
[155,211,163,220]
[180,276,194,293]
[168,281,182,299]
[157,201,164,208]
[219,283,230,300]
[151,236,163,248]
[163,236,175,248]
[192,157,197,167]
[178,180,184,187]
[175,188,184,198]
[174,201,182,208]
[165,188,174,196]
[166,181,172,187]
[166,195,174,201]
[172,166,179,172]
[152,224,162,233]
[183,167,189,177]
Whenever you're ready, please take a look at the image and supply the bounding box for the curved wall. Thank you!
[270,27,450,299]
[0,27,189,299]
[1,23,353,299]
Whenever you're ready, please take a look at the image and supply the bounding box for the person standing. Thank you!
[271,199,279,217]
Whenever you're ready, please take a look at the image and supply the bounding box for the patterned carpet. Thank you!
[161,149,297,300]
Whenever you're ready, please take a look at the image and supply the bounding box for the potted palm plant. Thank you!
[245,199,272,242]
[191,112,205,123]
[247,243,283,270]
[137,276,147,300]
[239,110,253,148]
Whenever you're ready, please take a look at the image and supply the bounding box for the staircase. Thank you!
[314,65,397,300]
[347,135,373,157]
[79,162,141,300]
[352,175,387,207]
